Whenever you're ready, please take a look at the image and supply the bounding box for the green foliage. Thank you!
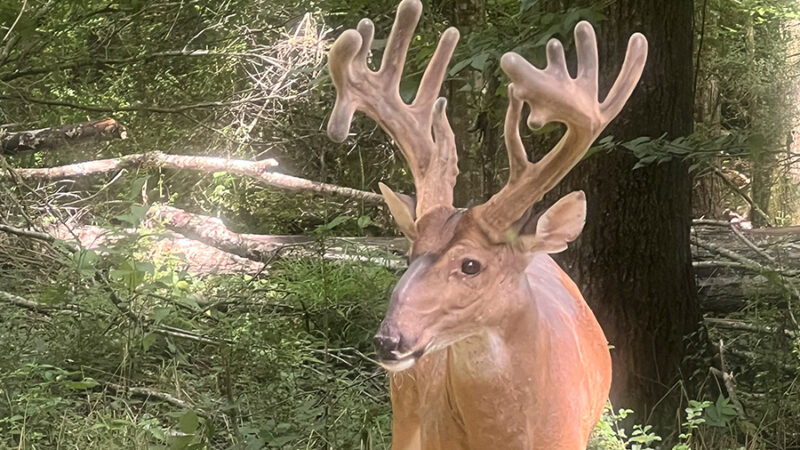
[590,406,662,450]
[590,399,746,450]
[0,215,399,447]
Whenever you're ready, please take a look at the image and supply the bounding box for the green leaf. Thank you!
[64,378,99,390]
[178,410,199,434]
[151,307,171,324]
[357,215,373,229]
[176,296,200,310]
[40,285,68,305]
[115,204,150,227]
[449,58,473,76]
[142,333,158,352]
[317,215,350,232]
[470,53,490,71]
[130,176,150,201]
[521,0,539,13]
[110,260,154,290]
[74,249,99,272]
[169,434,193,450]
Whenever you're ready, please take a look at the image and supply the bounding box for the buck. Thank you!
[326,1,647,448]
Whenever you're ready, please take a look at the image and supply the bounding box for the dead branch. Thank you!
[148,204,405,263]
[711,167,773,226]
[705,317,797,337]
[0,223,74,248]
[1,152,275,182]
[0,289,80,315]
[146,204,407,268]
[0,151,382,203]
[0,118,127,155]
[710,339,746,418]
[692,235,766,271]
[104,382,194,410]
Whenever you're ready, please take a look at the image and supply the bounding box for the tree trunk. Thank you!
[447,0,485,206]
[541,0,700,419]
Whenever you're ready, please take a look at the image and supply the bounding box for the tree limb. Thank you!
[104,382,194,410]
[0,151,383,203]
[1,118,128,155]
[0,289,80,315]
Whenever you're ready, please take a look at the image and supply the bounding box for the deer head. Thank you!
[327,0,647,371]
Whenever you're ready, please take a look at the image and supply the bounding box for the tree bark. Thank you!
[541,0,700,418]
[0,118,127,155]
[447,0,486,206]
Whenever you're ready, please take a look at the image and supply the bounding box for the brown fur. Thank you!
[379,211,612,449]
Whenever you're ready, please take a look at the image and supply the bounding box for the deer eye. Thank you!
[461,259,482,275]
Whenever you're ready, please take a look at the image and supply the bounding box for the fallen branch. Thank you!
[711,167,773,226]
[704,317,797,338]
[0,290,80,315]
[1,151,382,203]
[147,204,406,267]
[691,235,766,272]
[2,151,276,182]
[104,382,194,410]
[0,118,128,155]
[0,223,74,248]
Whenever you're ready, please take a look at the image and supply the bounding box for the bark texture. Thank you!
[447,0,486,206]
[0,118,127,154]
[541,0,699,417]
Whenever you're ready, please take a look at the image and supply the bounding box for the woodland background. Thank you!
[1,0,800,448]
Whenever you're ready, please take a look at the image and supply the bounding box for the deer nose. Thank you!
[374,333,404,361]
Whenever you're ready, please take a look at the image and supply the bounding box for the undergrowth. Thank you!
[0,232,397,449]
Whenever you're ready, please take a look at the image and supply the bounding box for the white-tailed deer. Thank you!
[327,1,647,448]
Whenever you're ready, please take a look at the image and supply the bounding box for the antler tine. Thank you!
[416,29,459,110]
[379,0,421,87]
[326,0,460,219]
[602,32,648,118]
[473,21,648,243]
[504,85,528,184]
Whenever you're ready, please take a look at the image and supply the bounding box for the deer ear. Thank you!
[379,182,418,240]
[520,191,586,254]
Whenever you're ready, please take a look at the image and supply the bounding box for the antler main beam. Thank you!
[327,0,460,218]
[473,22,648,243]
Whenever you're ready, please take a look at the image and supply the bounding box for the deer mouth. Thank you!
[378,348,425,372]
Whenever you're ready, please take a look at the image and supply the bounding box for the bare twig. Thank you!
[710,339,746,418]
[711,167,773,226]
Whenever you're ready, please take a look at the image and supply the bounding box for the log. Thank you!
[147,204,407,263]
[0,118,127,155]
[692,222,800,313]
[48,223,266,275]
[40,204,407,274]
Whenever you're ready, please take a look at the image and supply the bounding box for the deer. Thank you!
[326,1,647,448]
